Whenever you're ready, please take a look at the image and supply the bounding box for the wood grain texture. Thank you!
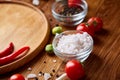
[0,1,49,74]
[0,0,120,80]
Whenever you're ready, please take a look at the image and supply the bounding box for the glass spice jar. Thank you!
[52,0,88,26]
[52,30,93,62]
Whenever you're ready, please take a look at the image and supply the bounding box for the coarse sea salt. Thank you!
[32,0,40,6]
[44,73,51,80]
[56,32,92,54]
[27,73,37,79]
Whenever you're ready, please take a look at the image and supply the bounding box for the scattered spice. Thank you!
[53,59,57,63]
[38,73,42,77]
[35,78,38,80]
[55,24,59,26]
[52,69,55,73]
[44,73,52,80]
[38,71,43,77]
[44,61,46,63]
[59,5,83,16]
[39,71,42,74]
[27,67,32,71]
[50,73,53,76]
[32,0,40,6]
[27,74,38,79]
[56,74,59,78]
[26,59,60,80]
[50,18,53,21]
[43,73,44,76]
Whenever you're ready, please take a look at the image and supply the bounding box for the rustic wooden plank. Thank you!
[0,0,120,80]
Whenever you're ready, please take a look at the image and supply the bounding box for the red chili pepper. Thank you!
[0,46,30,66]
[0,42,14,58]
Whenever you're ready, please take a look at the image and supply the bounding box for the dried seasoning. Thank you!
[56,74,59,78]
[59,6,83,16]
[52,69,55,73]
[44,61,46,63]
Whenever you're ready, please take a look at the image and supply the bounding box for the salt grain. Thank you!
[32,0,40,6]
[27,67,32,71]
[27,73,37,79]
[53,59,57,63]
[44,73,51,80]
[56,32,92,54]
[38,73,42,76]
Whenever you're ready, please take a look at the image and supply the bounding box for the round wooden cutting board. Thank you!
[0,1,50,74]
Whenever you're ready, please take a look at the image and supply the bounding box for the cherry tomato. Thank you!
[76,23,94,36]
[65,59,85,80]
[87,17,103,32]
[68,0,81,7]
[9,74,25,80]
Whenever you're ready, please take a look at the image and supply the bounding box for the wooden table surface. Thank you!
[0,0,120,80]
